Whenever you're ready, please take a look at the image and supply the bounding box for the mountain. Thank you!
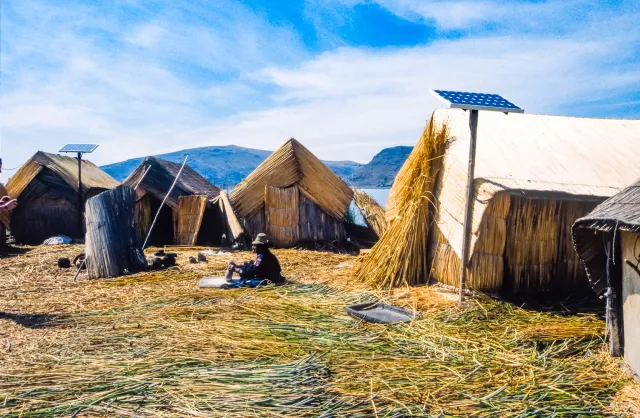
[101,145,364,188]
[350,146,413,188]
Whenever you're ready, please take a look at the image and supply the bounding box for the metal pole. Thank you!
[459,109,479,307]
[77,152,83,239]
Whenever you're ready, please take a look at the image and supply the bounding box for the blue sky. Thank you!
[1,0,639,178]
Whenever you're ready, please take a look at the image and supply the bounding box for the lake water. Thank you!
[350,188,390,227]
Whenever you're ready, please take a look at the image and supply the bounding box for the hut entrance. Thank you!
[147,197,175,246]
[265,186,300,247]
[175,196,207,246]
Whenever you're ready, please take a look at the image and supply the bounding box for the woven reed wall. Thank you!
[299,193,346,242]
[265,185,300,247]
[134,194,152,242]
[504,196,600,294]
[430,193,510,292]
[175,195,208,246]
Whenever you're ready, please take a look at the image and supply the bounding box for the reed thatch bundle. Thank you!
[217,190,244,242]
[265,186,300,247]
[356,118,450,288]
[175,195,208,246]
[229,139,353,221]
[353,189,387,237]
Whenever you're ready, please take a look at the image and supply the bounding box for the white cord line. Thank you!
[142,155,188,250]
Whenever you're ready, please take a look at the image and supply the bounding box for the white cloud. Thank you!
[1,0,639,184]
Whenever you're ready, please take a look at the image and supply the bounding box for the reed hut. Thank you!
[360,110,640,293]
[6,151,119,244]
[123,157,220,246]
[229,138,353,247]
[572,179,640,373]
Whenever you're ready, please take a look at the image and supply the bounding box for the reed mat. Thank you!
[0,245,637,416]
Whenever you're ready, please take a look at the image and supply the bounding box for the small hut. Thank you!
[123,157,220,246]
[361,110,640,292]
[573,179,640,374]
[6,151,119,244]
[229,138,353,247]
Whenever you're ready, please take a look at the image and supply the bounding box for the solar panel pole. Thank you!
[429,90,523,307]
[78,152,83,239]
[458,110,478,307]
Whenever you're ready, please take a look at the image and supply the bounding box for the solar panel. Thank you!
[431,90,524,113]
[59,144,99,153]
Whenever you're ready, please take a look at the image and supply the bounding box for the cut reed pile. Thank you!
[356,118,450,288]
[0,245,636,416]
[353,188,387,237]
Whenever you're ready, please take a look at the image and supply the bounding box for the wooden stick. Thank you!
[142,155,188,249]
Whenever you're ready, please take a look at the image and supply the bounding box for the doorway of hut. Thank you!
[136,195,175,247]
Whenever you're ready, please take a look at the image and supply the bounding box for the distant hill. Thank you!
[350,146,413,188]
[102,145,363,188]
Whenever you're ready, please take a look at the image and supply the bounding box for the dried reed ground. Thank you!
[0,245,639,416]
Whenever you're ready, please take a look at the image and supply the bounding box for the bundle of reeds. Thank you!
[175,195,208,245]
[356,118,450,288]
[352,188,387,237]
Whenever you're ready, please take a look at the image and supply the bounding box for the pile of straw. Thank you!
[352,188,387,237]
[356,118,450,288]
[0,244,636,416]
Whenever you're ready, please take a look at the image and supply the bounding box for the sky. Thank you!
[1,0,639,180]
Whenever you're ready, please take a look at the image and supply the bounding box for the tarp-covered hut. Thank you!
[572,179,640,373]
[123,157,220,246]
[362,110,640,293]
[229,138,353,247]
[6,151,119,244]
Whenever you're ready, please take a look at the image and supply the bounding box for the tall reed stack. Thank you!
[356,118,449,288]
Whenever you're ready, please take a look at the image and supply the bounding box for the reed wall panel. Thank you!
[175,195,208,246]
[299,194,346,242]
[265,186,300,247]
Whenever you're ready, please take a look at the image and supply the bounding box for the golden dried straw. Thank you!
[356,117,450,288]
[352,188,387,237]
[175,195,208,246]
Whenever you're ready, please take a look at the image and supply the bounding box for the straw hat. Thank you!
[251,233,269,245]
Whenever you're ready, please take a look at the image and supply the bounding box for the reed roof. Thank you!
[573,178,640,296]
[123,157,220,211]
[6,151,119,200]
[414,110,640,262]
[229,138,353,220]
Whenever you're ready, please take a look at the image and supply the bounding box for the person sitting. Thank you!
[226,233,284,287]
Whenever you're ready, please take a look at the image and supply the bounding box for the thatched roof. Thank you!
[395,110,640,262]
[229,138,353,220]
[6,151,119,200]
[572,179,640,296]
[123,157,220,210]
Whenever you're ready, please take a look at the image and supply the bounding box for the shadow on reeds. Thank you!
[0,245,32,258]
[0,312,64,329]
[503,292,605,317]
